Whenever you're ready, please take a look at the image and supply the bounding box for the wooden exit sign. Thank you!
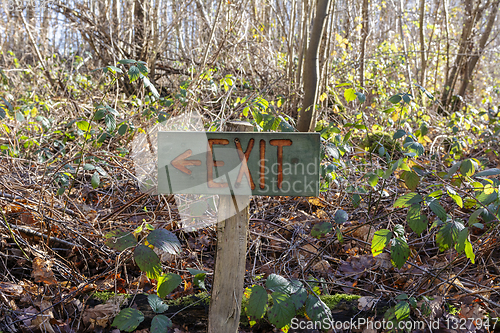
[157,132,320,196]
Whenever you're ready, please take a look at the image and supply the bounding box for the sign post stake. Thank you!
[208,121,253,333]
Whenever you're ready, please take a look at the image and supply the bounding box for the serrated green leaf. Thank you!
[150,315,172,333]
[134,244,162,280]
[157,273,182,298]
[244,285,268,321]
[146,229,181,254]
[128,66,140,82]
[344,88,357,102]
[393,129,406,139]
[455,227,469,253]
[106,65,123,74]
[266,274,291,294]
[289,284,307,310]
[111,308,144,332]
[311,222,333,238]
[426,197,447,221]
[460,159,475,177]
[267,292,295,329]
[394,192,422,208]
[436,220,464,251]
[404,141,424,156]
[91,172,100,189]
[391,238,410,269]
[407,204,428,235]
[395,301,410,320]
[464,239,475,264]
[468,208,484,226]
[395,293,408,300]
[371,229,392,256]
[403,171,420,191]
[148,294,169,314]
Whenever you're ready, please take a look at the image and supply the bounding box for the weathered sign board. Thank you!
[158,132,320,197]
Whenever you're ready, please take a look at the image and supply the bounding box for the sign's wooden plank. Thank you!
[158,132,320,196]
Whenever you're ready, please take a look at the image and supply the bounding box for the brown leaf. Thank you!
[0,281,23,297]
[32,258,57,285]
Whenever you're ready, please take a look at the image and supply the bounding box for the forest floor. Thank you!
[1,123,500,333]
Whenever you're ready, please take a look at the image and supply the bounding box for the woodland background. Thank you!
[1,0,500,332]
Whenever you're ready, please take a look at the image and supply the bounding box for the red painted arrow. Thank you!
[171,149,202,175]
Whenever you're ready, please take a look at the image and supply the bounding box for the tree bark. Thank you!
[297,0,332,133]
[359,0,369,88]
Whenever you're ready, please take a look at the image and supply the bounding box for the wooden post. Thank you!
[208,121,253,333]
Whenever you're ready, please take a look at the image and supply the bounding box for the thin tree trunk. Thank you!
[418,0,427,86]
[359,0,369,88]
[297,0,332,133]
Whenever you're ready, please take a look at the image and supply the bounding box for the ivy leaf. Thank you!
[111,308,144,332]
[311,222,333,238]
[146,229,181,254]
[134,245,162,280]
[157,273,182,299]
[104,229,137,251]
[128,66,141,82]
[394,192,422,208]
[148,294,169,314]
[371,229,392,256]
[407,204,428,235]
[150,315,172,333]
[267,292,295,329]
[391,237,410,269]
[244,285,268,322]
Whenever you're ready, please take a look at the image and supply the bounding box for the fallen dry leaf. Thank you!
[0,281,23,297]
[32,257,57,285]
[358,296,376,310]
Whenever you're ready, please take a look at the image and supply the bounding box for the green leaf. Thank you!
[118,123,129,135]
[391,238,410,269]
[393,129,406,139]
[460,159,475,177]
[394,193,422,208]
[356,92,366,103]
[267,292,295,329]
[157,273,182,298]
[426,197,447,221]
[118,59,137,64]
[404,141,425,157]
[150,315,172,333]
[436,220,464,251]
[111,308,144,332]
[344,88,357,102]
[106,65,123,74]
[137,61,148,75]
[15,111,25,122]
[311,222,333,238]
[447,187,463,208]
[105,114,116,132]
[266,274,292,294]
[455,227,469,253]
[77,120,91,132]
[389,94,402,104]
[334,210,349,224]
[128,66,141,82]
[187,269,207,290]
[407,204,428,235]
[395,293,408,300]
[371,229,392,256]
[403,171,420,191]
[367,173,379,187]
[444,162,461,178]
[146,229,181,254]
[104,229,137,251]
[134,244,162,280]
[148,294,169,314]
[91,172,100,189]
[395,301,410,320]
[83,163,95,171]
[244,285,268,321]
[468,208,484,226]
[474,168,500,177]
[143,76,160,99]
[402,93,412,104]
[464,239,475,264]
[305,294,332,323]
[289,283,307,310]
